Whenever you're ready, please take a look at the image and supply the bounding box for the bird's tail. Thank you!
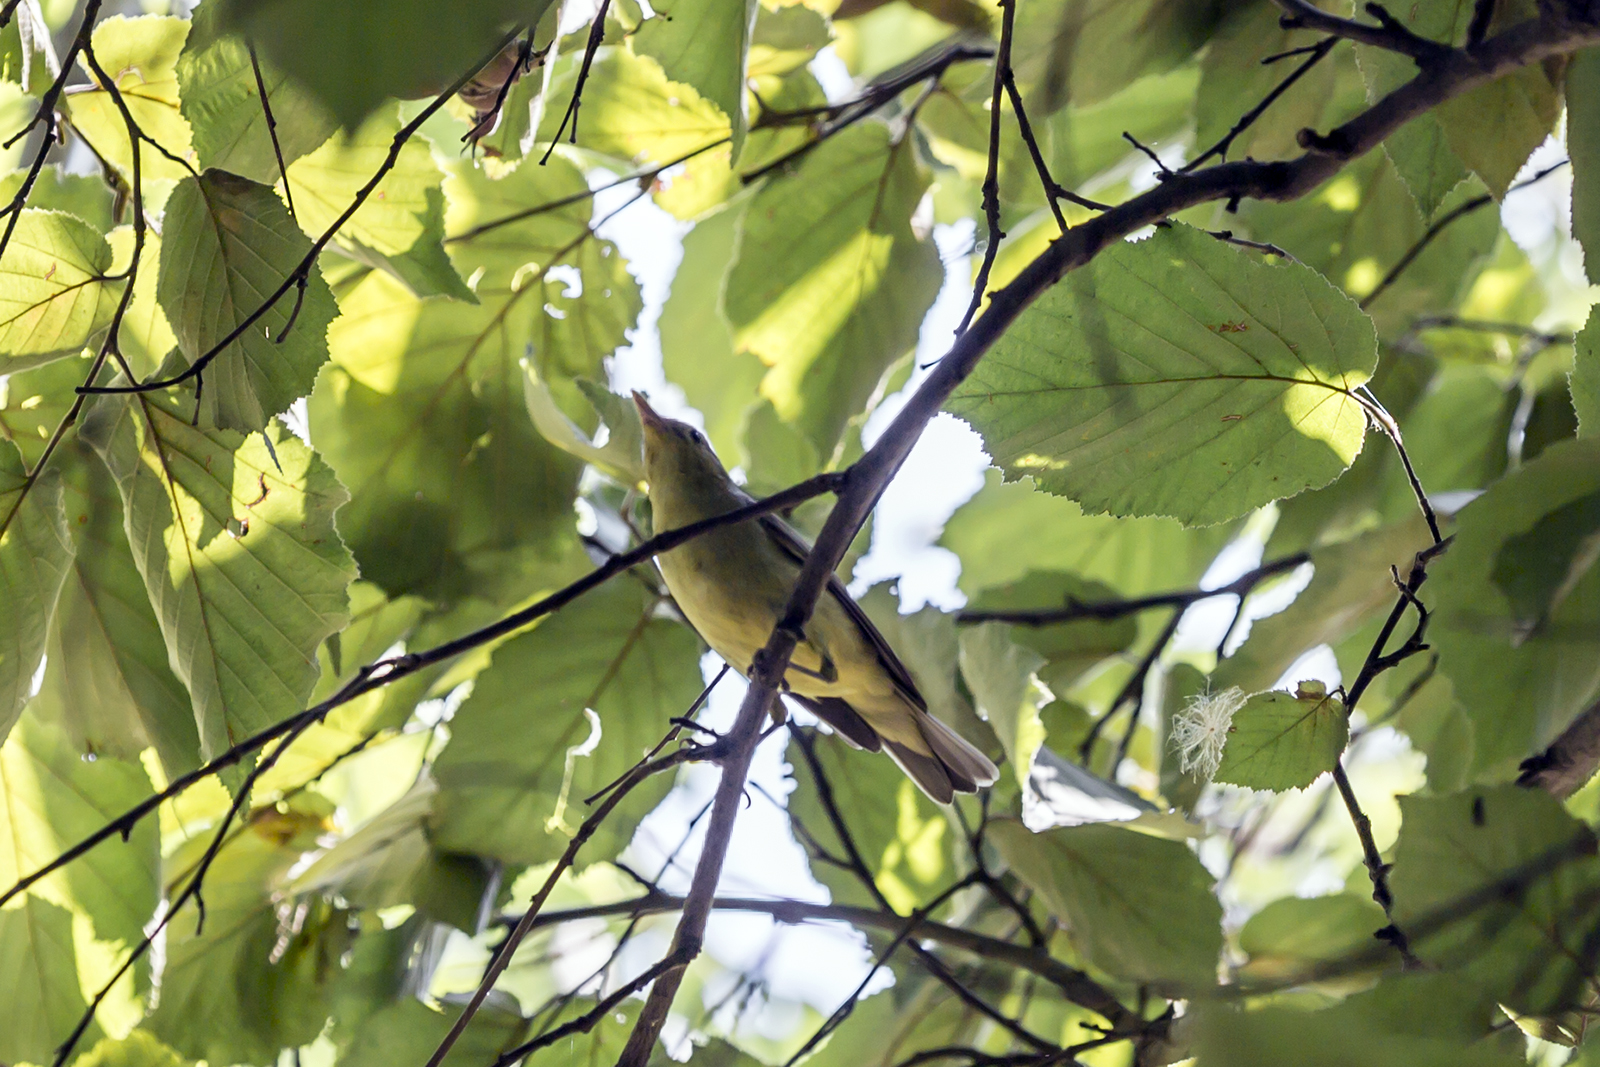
[885,713,1000,804]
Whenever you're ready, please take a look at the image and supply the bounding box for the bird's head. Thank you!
[632,392,736,508]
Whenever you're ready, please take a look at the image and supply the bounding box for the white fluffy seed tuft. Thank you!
[1170,686,1247,781]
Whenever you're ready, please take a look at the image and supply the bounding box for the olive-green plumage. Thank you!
[633,392,997,803]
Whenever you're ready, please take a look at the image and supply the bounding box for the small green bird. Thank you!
[633,392,998,803]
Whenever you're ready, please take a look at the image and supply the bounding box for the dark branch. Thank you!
[1183,37,1336,172]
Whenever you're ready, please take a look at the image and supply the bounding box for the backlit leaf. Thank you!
[0,895,94,1062]
[63,15,195,183]
[0,437,73,741]
[1572,48,1600,285]
[949,223,1376,526]
[634,0,759,157]
[157,170,338,432]
[1214,687,1348,791]
[1574,306,1599,436]
[537,47,731,166]
[958,623,1045,786]
[82,394,355,761]
[0,209,118,369]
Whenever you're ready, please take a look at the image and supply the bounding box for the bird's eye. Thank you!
[688,429,706,446]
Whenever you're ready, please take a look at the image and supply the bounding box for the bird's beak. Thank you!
[632,391,667,431]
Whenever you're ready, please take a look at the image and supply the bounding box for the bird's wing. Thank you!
[757,513,928,711]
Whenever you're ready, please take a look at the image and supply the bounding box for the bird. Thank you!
[632,392,998,803]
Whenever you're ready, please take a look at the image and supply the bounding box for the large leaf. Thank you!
[158,170,338,432]
[634,0,759,157]
[212,0,553,129]
[176,23,338,186]
[0,895,95,1063]
[949,223,1376,526]
[1214,687,1348,792]
[1390,787,1600,1016]
[148,803,347,1064]
[0,710,159,948]
[0,209,118,370]
[26,439,198,771]
[964,571,1139,694]
[286,110,472,301]
[990,818,1222,987]
[939,469,1236,598]
[0,438,73,741]
[63,15,195,183]
[1573,48,1600,286]
[1236,893,1386,980]
[1430,438,1600,776]
[430,581,704,864]
[725,122,943,453]
[1194,2,1337,166]
[787,731,957,913]
[338,998,529,1067]
[82,394,356,761]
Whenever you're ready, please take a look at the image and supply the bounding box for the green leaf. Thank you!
[289,778,493,930]
[939,469,1236,598]
[1214,687,1348,791]
[749,4,831,78]
[148,803,345,1063]
[634,0,759,157]
[1430,438,1600,775]
[27,438,198,771]
[957,624,1045,787]
[660,207,761,459]
[0,165,116,234]
[0,209,119,370]
[82,395,355,762]
[787,731,956,913]
[430,581,704,864]
[1243,153,1499,332]
[337,998,529,1067]
[1390,786,1600,1016]
[106,226,178,379]
[738,397,819,497]
[725,122,942,454]
[949,223,1376,526]
[1236,893,1386,980]
[1049,65,1201,191]
[176,27,338,186]
[0,895,95,1063]
[158,170,338,432]
[1572,49,1600,285]
[1574,305,1599,437]
[286,110,472,301]
[990,818,1222,987]
[0,437,73,740]
[965,571,1138,694]
[537,47,731,166]
[0,710,159,947]
[524,369,646,485]
[63,15,195,183]
[1382,116,1468,220]
[1011,0,1220,113]
[212,0,554,129]
[1215,516,1432,693]
[1437,56,1560,199]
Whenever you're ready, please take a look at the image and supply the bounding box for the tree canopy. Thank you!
[2,0,1600,1065]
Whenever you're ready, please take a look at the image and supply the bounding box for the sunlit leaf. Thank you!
[76,1031,190,1067]
[0,437,72,741]
[1214,686,1348,791]
[990,818,1222,987]
[950,223,1376,526]
[0,209,118,369]
[725,122,942,454]
[0,895,96,1062]
[158,170,338,432]
[537,47,731,166]
[82,394,356,762]
[63,14,195,183]
[430,581,703,864]
[634,0,759,157]
[958,623,1045,786]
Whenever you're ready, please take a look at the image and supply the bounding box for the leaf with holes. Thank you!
[0,210,119,369]
[0,438,73,743]
[429,581,704,864]
[81,393,355,762]
[949,223,1377,526]
[1214,687,1349,791]
[158,170,337,432]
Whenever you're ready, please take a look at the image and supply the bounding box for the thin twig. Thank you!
[247,43,296,220]
[540,0,613,162]
[1184,37,1336,173]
